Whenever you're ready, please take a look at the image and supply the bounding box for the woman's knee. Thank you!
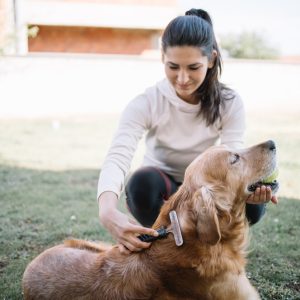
[246,203,266,225]
[126,167,164,210]
[125,167,178,227]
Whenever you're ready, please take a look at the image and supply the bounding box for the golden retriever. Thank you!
[22,140,278,299]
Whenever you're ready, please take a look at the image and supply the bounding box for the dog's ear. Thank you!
[193,186,221,245]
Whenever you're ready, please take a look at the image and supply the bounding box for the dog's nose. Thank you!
[267,140,276,151]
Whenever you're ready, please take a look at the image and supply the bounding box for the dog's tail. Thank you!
[64,239,112,253]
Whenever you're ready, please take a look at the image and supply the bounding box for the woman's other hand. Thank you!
[246,185,278,205]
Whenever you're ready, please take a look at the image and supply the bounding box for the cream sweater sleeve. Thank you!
[220,92,246,149]
[97,95,151,199]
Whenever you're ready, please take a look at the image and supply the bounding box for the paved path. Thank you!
[0,54,299,117]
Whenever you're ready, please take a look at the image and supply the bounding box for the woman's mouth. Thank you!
[176,83,191,90]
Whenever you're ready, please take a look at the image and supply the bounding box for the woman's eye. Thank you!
[169,66,178,70]
[230,154,240,164]
[189,67,199,71]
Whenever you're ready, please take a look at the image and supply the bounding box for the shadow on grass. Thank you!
[0,165,299,299]
[0,165,111,299]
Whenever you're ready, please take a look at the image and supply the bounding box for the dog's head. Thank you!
[163,140,278,246]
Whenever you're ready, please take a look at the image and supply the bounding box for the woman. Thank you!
[97,9,277,254]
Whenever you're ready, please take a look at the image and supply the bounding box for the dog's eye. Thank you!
[230,153,240,164]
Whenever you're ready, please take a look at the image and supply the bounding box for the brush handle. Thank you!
[138,227,168,243]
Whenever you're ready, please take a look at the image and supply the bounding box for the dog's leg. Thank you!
[210,273,261,300]
[236,275,261,300]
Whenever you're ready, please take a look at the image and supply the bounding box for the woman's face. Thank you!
[163,46,215,104]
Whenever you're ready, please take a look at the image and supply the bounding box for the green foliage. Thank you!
[27,26,39,39]
[0,26,39,56]
[220,31,280,59]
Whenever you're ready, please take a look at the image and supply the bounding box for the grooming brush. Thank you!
[138,210,183,246]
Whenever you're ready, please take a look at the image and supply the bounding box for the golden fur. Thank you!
[23,141,277,299]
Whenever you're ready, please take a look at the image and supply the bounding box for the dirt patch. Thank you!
[0,259,9,273]
[285,281,300,293]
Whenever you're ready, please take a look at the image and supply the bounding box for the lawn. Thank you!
[0,111,299,300]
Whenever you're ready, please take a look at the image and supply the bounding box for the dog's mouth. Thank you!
[247,168,279,193]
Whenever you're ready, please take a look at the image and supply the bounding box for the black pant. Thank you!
[125,167,265,227]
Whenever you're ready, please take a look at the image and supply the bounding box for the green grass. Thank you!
[0,113,299,299]
[247,198,300,299]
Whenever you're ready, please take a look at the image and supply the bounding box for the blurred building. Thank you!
[0,0,14,53]
[3,0,180,55]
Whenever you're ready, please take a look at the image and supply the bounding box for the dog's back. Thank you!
[22,243,101,299]
[64,239,112,252]
[22,240,160,300]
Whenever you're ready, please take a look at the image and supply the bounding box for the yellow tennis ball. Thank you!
[262,168,279,183]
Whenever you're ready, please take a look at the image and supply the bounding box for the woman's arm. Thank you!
[97,95,158,253]
[97,94,152,200]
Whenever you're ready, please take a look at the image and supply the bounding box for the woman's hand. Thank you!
[246,185,278,204]
[98,192,158,254]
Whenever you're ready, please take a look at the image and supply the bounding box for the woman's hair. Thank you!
[162,8,232,126]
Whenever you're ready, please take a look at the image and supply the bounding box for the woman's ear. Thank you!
[208,50,217,69]
[161,51,165,64]
[193,186,221,245]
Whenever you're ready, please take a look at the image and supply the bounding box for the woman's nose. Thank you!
[177,70,189,84]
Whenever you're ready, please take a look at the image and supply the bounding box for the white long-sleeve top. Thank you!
[97,78,246,199]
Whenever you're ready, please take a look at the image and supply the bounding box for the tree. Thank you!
[220,31,280,59]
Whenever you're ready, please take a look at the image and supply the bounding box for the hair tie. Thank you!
[185,9,205,18]
[185,9,213,26]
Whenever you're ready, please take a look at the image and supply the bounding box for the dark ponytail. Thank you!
[185,8,213,26]
[162,9,232,126]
